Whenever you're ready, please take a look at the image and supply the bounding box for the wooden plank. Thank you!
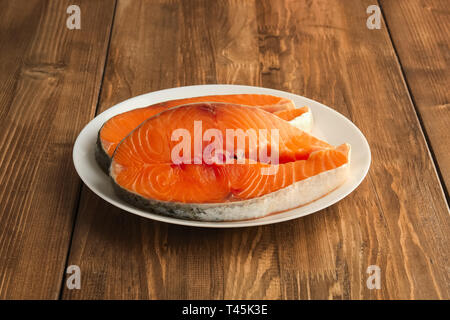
[63,0,278,300]
[379,0,449,193]
[64,0,449,299]
[257,0,449,299]
[0,0,115,299]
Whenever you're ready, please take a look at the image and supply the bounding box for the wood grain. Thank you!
[256,0,450,299]
[0,0,115,299]
[379,0,449,193]
[62,0,450,299]
[63,0,281,300]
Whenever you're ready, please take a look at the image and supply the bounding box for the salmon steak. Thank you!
[96,94,313,172]
[110,102,350,221]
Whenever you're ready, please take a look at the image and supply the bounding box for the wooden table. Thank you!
[0,0,448,300]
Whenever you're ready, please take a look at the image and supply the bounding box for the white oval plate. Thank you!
[73,85,371,228]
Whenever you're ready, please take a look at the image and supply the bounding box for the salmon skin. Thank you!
[96,94,313,173]
[110,102,350,221]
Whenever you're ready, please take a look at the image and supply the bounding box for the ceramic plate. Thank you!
[73,85,371,228]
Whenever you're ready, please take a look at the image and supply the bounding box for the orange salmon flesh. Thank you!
[110,103,349,204]
[99,94,307,158]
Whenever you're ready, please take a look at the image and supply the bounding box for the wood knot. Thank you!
[20,62,66,80]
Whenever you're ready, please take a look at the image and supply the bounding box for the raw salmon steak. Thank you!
[110,102,350,221]
[96,94,313,172]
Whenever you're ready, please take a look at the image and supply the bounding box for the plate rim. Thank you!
[73,84,371,228]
